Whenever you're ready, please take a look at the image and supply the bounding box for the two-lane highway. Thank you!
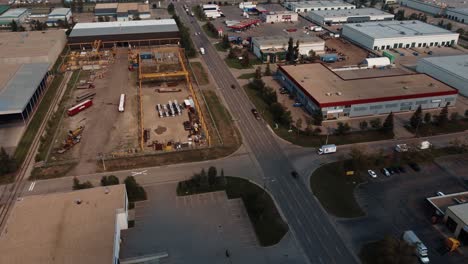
[176,4,359,264]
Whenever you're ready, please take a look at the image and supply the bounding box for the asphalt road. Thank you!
[177,4,358,264]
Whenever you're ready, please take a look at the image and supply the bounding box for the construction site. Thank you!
[47,42,208,173]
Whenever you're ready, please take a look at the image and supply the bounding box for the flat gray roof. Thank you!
[448,203,468,224]
[343,20,457,39]
[406,0,468,9]
[0,63,49,115]
[69,19,178,38]
[448,7,468,15]
[309,7,393,18]
[48,8,71,16]
[419,55,468,80]
[288,1,355,8]
[253,35,324,46]
[0,8,27,18]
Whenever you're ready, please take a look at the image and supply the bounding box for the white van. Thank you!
[200,47,205,55]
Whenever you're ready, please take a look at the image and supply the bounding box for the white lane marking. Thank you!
[28,181,36,191]
[131,170,147,176]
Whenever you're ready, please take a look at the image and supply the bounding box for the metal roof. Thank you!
[0,5,10,15]
[48,8,71,16]
[447,7,468,15]
[253,35,324,46]
[0,8,27,19]
[288,1,355,9]
[69,19,178,38]
[448,203,468,224]
[343,20,457,39]
[0,63,49,115]
[308,7,394,18]
[419,55,468,82]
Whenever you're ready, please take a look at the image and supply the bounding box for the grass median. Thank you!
[190,62,209,85]
[310,161,365,218]
[177,175,288,246]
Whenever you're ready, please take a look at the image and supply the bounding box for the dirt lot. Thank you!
[141,82,193,149]
[322,37,370,67]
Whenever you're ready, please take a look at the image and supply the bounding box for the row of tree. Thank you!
[0,147,17,177]
[73,175,147,202]
[171,14,196,57]
[176,166,225,195]
[335,112,394,135]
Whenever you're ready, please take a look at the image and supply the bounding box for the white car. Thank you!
[368,170,377,178]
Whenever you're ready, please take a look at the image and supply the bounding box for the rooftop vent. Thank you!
[400,31,406,35]
[403,86,409,89]
[336,92,342,96]
[412,21,417,24]
[325,92,332,96]
[356,24,361,27]
[75,199,82,205]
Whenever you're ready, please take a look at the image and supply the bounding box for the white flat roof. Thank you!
[0,8,27,18]
[288,1,355,8]
[72,19,175,29]
[309,7,393,18]
[418,55,468,82]
[49,8,71,16]
[447,7,468,15]
[69,19,178,37]
[343,20,457,39]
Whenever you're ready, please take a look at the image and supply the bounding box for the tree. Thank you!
[395,10,405,21]
[446,22,453,30]
[270,103,291,126]
[264,62,272,76]
[388,6,395,14]
[409,13,418,20]
[450,112,459,122]
[361,236,417,264]
[293,39,300,62]
[424,112,432,124]
[98,16,104,22]
[381,112,394,134]
[255,66,262,80]
[168,3,175,15]
[456,28,465,35]
[286,37,294,63]
[105,16,111,22]
[0,147,17,175]
[208,166,217,186]
[10,20,18,32]
[72,177,93,190]
[370,118,382,129]
[77,0,84,13]
[335,122,351,135]
[227,48,237,59]
[124,176,147,202]
[370,0,378,7]
[312,109,323,126]
[222,34,230,49]
[101,175,120,186]
[437,104,449,127]
[133,14,141,21]
[240,50,250,68]
[410,105,422,129]
[349,147,370,171]
[359,120,368,130]
[296,118,303,133]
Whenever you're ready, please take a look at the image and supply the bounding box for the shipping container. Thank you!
[118,94,125,112]
[140,52,152,60]
[67,99,93,116]
[383,50,395,63]
[320,53,338,62]
[76,92,96,103]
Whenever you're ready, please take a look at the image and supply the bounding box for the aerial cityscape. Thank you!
[0,0,467,263]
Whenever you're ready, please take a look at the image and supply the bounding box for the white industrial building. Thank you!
[416,55,468,96]
[252,35,325,63]
[261,11,298,23]
[307,8,394,25]
[342,20,459,50]
[399,0,446,15]
[0,8,28,27]
[46,8,72,26]
[0,185,129,264]
[446,8,468,24]
[284,1,355,13]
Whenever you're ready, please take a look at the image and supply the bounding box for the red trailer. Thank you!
[67,99,93,116]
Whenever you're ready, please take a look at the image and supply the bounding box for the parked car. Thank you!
[293,102,303,107]
[368,170,377,178]
[398,166,406,173]
[381,168,391,177]
[436,191,445,196]
[387,167,395,175]
[408,162,421,172]
[391,167,401,174]
[251,108,260,120]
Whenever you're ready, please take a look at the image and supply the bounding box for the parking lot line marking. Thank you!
[28,182,36,191]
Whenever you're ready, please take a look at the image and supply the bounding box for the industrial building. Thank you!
[0,5,10,15]
[251,35,325,63]
[0,8,28,27]
[277,63,458,119]
[416,55,468,97]
[0,185,129,264]
[68,19,180,48]
[446,8,468,24]
[0,30,66,124]
[284,1,355,13]
[46,8,72,26]
[94,3,150,21]
[261,11,298,23]
[341,20,459,50]
[307,8,394,25]
[427,191,468,244]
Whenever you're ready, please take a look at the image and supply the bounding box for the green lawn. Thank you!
[190,62,209,85]
[225,57,251,69]
[310,161,365,218]
[202,23,219,39]
[243,85,393,147]
[177,176,289,246]
[238,72,256,79]
[214,42,228,52]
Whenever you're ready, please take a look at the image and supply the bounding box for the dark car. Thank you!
[291,171,299,179]
[231,84,236,89]
[251,108,260,120]
[408,162,421,172]
[387,167,395,175]
[392,167,401,174]
[398,166,406,173]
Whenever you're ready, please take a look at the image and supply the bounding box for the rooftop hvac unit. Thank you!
[400,31,406,35]
[356,24,361,27]
[403,86,409,89]
[412,21,417,24]
[325,92,332,96]
[336,92,342,96]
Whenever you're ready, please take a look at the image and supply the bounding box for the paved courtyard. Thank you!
[120,182,304,264]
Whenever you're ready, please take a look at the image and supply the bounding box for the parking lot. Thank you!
[120,183,304,264]
[337,157,468,264]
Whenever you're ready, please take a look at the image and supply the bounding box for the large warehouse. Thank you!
[261,11,298,23]
[0,8,28,27]
[68,19,180,48]
[307,8,394,25]
[251,35,325,63]
[446,8,468,24]
[416,55,468,97]
[277,63,458,119]
[342,20,459,50]
[0,185,129,264]
[284,1,355,13]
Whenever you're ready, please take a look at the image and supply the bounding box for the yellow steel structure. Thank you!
[136,47,211,150]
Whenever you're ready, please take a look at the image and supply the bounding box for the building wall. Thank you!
[286,3,355,13]
[446,9,468,24]
[342,25,459,50]
[263,12,298,23]
[277,69,458,119]
[68,31,180,48]
[399,0,444,15]
[310,12,394,24]
[444,208,466,238]
[417,59,468,96]
[252,39,324,62]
